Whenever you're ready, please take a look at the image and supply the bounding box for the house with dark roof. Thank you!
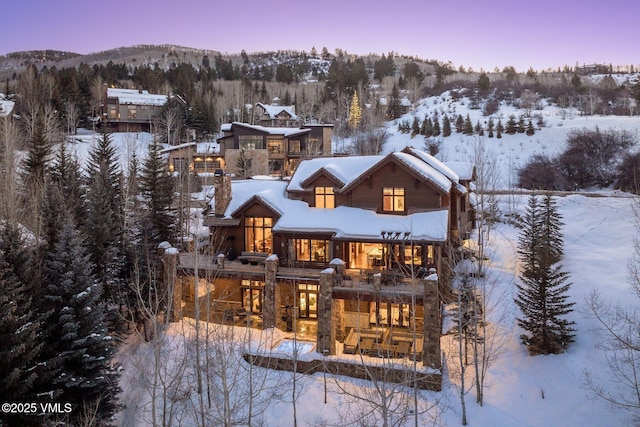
[163,147,475,389]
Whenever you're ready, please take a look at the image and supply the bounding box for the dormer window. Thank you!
[383,187,405,212]
[315,186,335,208]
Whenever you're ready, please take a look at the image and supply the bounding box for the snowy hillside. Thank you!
[379,91,640,190]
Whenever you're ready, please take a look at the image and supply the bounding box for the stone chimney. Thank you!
[213,174,231,217]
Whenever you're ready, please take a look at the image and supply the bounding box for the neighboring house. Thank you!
[254,103,300,127]
[163,147,475,388]
[0,93,15,118]
[101,85,167,132]
[160,141,223,184]
[217,122,333,177]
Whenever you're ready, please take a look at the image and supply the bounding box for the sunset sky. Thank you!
[4,0,638,72]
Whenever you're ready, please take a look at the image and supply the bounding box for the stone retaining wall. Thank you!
[243,353,442,391]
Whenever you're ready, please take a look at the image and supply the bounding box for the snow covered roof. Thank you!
[160,141,220,155]
[106,88,167,106]
[287,156,382,191]
[212,179,448,242]
[256,103,298,120]
[0,93,15,118]
[160,142,196,154]
[445,162,475,181]
[223,122,310,138]
[402,147,467,194]
[288,150,465,195]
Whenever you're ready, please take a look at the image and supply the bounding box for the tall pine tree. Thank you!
[43,220,120,424]
[515,195,576,354]
[85,130,127,332]
[139,138,175,247]
[0,225,42,418]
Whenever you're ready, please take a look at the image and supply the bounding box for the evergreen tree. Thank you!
[526,119,535,136]
[477,71,491,93]
[505,114,517,135]
[0,225,42,425]
[411,116,420,137]
[50,141,86,228]
[432,117,441,137]
[496,119,504,138]
[386,83,403,120]
[442,115,452,137]
[43,220,120,423]
[517,115,526,133]
[421,117,433,137]
[487,117,495,138]
[139,138,176,247]
[85,130,127,332]
[22,118,52,190]
[455,114,464,133]
[515,195,576,355]
[464,114,473,135]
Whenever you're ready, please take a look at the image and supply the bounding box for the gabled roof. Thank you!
[256,103,298,120]
[403,147,468,194]
[338,152,453,195]
[210,179,448,242]
[222,122,310,138]
[445,161,476,182]
[106,88,167,106]
[287,156,382,192]
[288,150,465,195]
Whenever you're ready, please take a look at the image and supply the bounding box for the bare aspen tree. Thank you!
[0,115,20,222]
[120,259,190,427]
[90,76,104,132]
[469,137,509,406]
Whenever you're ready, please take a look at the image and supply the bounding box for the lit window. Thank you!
[383,187,405,212]
[314,187,335,208]
[245,217,273,253]
[292,239,329,262]
[127,105,137,119]
[239,135,264,150]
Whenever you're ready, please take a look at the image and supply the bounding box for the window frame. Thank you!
[382,187,405,212]
[314,186,335,208]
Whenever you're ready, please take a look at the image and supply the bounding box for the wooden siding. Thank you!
[345,162,442,213]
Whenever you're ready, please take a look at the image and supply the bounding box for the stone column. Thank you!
[263,254,280,329]
[422,275,441,369]
[373,272,382,293]
[333,299,345,342]
[330,258,346,286]
[163,247,182,321]
[317,268,336,355]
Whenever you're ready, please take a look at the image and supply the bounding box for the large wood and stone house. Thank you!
[165,147,475,389]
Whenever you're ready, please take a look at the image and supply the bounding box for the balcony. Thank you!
[177,252,428,302]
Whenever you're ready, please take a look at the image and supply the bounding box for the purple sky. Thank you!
[4,0,638,72]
